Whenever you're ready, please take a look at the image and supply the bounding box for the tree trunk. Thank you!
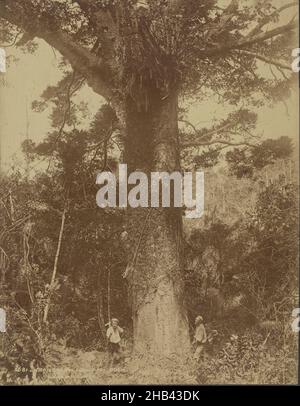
[124,89,190,357]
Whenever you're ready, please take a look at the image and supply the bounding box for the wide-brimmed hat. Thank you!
[195,315,203,324]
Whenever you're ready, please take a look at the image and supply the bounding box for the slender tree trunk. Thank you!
[97,267,106,341]
[107,267,111,323]
[43,208,66,323]
[124,89,190,357]
[8,189,15,222]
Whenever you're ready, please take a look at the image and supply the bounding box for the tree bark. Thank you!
[124,89,190,357]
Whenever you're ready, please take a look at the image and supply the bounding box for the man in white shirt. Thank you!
[106,318,124,366]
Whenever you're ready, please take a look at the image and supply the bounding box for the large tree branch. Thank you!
[201,19,298,58]
[72,0,118,34]
[205,0,238,41]
[179,120,234,140]
[44,32,117,100]
[238,50,292,71]
[182,140,257,149]
[180,109,258,150]
[249,2,298,37]
[0,1,120,106]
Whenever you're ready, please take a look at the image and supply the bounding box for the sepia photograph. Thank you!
[0,0,299,388]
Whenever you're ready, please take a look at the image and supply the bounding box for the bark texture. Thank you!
[124,90,190,356]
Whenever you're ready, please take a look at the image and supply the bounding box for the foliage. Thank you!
[185,175,298,347]
[197,330,298,384]
[225,136,293,178]
[0,103,128,382]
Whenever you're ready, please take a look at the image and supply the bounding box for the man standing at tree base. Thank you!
[106,318,124,367]
[193,315,207,361]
